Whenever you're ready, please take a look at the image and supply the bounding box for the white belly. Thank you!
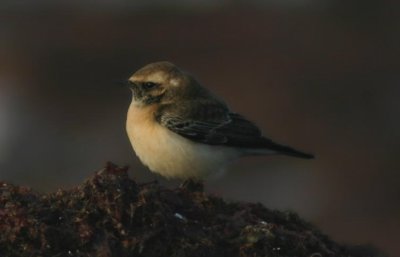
[126,104,240,179]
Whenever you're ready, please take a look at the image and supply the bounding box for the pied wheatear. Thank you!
[126,61,313,179]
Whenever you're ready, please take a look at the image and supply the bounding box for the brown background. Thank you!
[1,1,399,256]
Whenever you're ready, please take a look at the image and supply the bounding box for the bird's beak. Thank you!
[125,80,143,100]
[118,80,137,89]
[115,80,130,88]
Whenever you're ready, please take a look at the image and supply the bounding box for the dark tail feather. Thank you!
[247,137,314,159]
[275,145,314,159]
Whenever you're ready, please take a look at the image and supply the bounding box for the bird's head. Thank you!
[127,61,192,107]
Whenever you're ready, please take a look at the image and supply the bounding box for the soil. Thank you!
[0,163,385,257]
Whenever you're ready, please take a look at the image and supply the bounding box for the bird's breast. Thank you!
[126,103,240,179]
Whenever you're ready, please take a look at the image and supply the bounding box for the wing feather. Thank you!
[156,101,265,148]
[155,100,314,159]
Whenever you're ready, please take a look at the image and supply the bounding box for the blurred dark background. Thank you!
[1,0,399,255]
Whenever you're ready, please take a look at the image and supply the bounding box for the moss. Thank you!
[0,162,385,257]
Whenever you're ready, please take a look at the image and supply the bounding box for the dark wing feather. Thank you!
[158,112,262,147]
[155,101,313,158]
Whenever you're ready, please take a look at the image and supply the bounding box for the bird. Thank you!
[126,61,313,179]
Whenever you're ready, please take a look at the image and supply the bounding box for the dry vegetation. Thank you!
[0,163,384,257]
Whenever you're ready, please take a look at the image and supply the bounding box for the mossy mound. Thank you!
[0,163,384,257]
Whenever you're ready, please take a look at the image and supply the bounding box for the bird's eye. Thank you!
[142,82,158,90]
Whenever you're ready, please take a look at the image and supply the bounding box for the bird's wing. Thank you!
[155,100,314,159]
[155,100,258,146]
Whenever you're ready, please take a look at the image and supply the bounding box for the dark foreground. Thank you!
[0,163,384,257]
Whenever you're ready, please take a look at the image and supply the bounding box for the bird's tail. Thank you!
[245,138,314,159]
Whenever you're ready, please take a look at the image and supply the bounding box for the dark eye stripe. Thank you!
[142,82,158,90]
